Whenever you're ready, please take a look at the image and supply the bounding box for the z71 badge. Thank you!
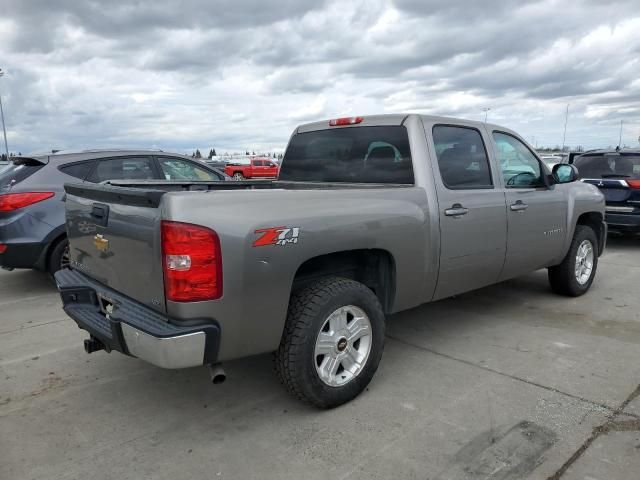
[253,227,300,247]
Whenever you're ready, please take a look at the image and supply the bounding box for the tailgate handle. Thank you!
[91,203,110,226]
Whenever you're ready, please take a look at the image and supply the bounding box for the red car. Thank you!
[225,158,279,180]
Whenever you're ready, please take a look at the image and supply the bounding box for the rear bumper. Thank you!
[0,241,47,270]
[605,212,640,232]
[54,269,220,369]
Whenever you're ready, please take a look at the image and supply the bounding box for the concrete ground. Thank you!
[1,235,639,480]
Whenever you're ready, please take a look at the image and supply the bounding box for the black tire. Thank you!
[275,277,385,408]
[232,172,244,180]
[47,237,69,276]
[548,225,598,297]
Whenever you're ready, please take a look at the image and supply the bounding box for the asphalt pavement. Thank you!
[1,234,639,480]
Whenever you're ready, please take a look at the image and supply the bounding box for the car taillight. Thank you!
[627,180,640,189]
[0,192,55,212]
[161,221,223,302]
[0,244,7,254]
[329,116,363,126]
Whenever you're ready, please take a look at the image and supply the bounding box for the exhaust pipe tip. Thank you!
[209,364,226,384]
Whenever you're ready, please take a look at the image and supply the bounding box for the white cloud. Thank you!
[0,0,638,155]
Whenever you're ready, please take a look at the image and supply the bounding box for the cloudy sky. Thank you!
[0,0,639,155]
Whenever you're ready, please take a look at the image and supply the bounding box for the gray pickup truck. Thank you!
[55,114,606,408]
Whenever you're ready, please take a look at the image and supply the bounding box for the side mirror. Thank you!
[552,163,579,184]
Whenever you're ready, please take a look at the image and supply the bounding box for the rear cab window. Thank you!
[279,126,414,184]
[0,158,46,188]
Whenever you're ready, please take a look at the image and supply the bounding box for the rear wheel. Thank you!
[47,237,70,276]
[548,225,598,296]
[275,277,385,408]
[232,172,244,180]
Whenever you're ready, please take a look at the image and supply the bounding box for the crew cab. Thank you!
[55,114,606,408]
[224,157,279,180]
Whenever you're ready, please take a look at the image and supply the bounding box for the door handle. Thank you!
[510,201,528,212]
[444,204,469,217]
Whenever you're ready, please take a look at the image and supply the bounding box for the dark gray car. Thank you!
[0,149,227,275]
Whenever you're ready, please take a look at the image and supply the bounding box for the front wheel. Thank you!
[232,172,244,180]
[548,225,598,296]
[275,277,385,408]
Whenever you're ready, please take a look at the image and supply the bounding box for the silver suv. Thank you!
[0,150,226,275]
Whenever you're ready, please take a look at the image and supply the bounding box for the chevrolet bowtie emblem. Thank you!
[93,234,109,252]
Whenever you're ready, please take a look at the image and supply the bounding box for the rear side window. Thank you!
[432,125,493,189]
[0,158,45,188]
[59,161,94,180]
[280,126,414,184]
[88,157,155,183]
[574,154,640,179]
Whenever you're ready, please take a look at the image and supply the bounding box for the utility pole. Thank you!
[561,103,569,152]
[482,107,491,123]
[0,69,9,159]
[618,120,623,148]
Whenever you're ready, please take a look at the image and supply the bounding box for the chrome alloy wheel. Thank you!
[575,239,594,285]
[314,305,373,387]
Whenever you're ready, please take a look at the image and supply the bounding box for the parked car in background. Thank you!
[539,154,566,168]
[56,114,605,408]
[573,149,640,232]
[0,149,226,275]
[224,157,279,180]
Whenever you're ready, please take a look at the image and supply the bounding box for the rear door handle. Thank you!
[510,201,528,212]
[444,204,469,217]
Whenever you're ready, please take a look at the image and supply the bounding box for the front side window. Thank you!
[89,157,156,182]
[432,125,493,189]
[157,157,221,181]
[493,132,544,188]
[280,126,413,184]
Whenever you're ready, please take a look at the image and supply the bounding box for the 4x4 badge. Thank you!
[253,227,300,247]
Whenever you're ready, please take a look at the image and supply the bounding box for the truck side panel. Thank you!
[161,187,432,361]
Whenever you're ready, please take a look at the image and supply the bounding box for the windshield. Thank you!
[279,126,414,184]
[0,158,45,189]
[574,154,640,179]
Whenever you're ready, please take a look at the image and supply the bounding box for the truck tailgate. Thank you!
[64,184,167,314]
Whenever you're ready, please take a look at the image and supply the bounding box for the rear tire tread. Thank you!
[274,277,384,408]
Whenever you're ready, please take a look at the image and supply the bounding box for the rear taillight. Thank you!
[627,180,640,189]
[161,221,223,302]
[329,116,363,126]
[0,192,55,212]
[0,244,7,254]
